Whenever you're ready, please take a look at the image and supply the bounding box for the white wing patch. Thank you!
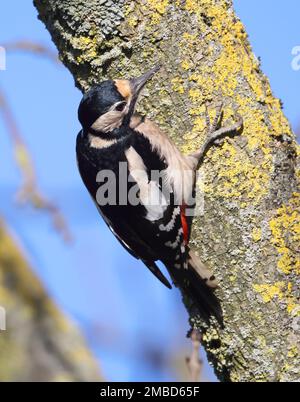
[125,146,167,221]
[133,117,196,204]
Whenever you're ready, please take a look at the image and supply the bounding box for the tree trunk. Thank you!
[0,220,101,381]
[33,0,300,382]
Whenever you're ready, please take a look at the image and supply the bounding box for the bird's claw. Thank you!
[190,102,243,165]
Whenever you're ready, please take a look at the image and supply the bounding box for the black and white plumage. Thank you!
[76,66,242,325]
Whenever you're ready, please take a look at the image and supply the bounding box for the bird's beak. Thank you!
[129,64,161,99]
[120,65,161,126]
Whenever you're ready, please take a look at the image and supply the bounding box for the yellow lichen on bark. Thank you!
[269,192,300,276]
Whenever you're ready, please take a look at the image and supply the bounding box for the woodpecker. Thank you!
[76,65,242,325]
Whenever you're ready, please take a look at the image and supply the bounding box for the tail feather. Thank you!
[143,260,172,289]
[166,262,223,327]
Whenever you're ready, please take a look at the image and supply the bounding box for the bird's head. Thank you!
[78,65,160,133]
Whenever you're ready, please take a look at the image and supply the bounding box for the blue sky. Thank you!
[235,0,300,131]
[0,1,299,382]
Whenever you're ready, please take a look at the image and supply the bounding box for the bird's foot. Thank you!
[190,102,243,165]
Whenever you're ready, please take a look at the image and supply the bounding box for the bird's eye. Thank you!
[115,102,126,112]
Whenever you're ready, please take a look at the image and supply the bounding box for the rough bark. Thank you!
[0,220,101,381]
[33,0,300,382]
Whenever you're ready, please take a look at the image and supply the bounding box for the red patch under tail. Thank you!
[180,204,189,245]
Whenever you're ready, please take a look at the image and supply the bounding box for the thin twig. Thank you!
[0,87,71,243]
[4,40,59,64]
[186,329,203,382]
